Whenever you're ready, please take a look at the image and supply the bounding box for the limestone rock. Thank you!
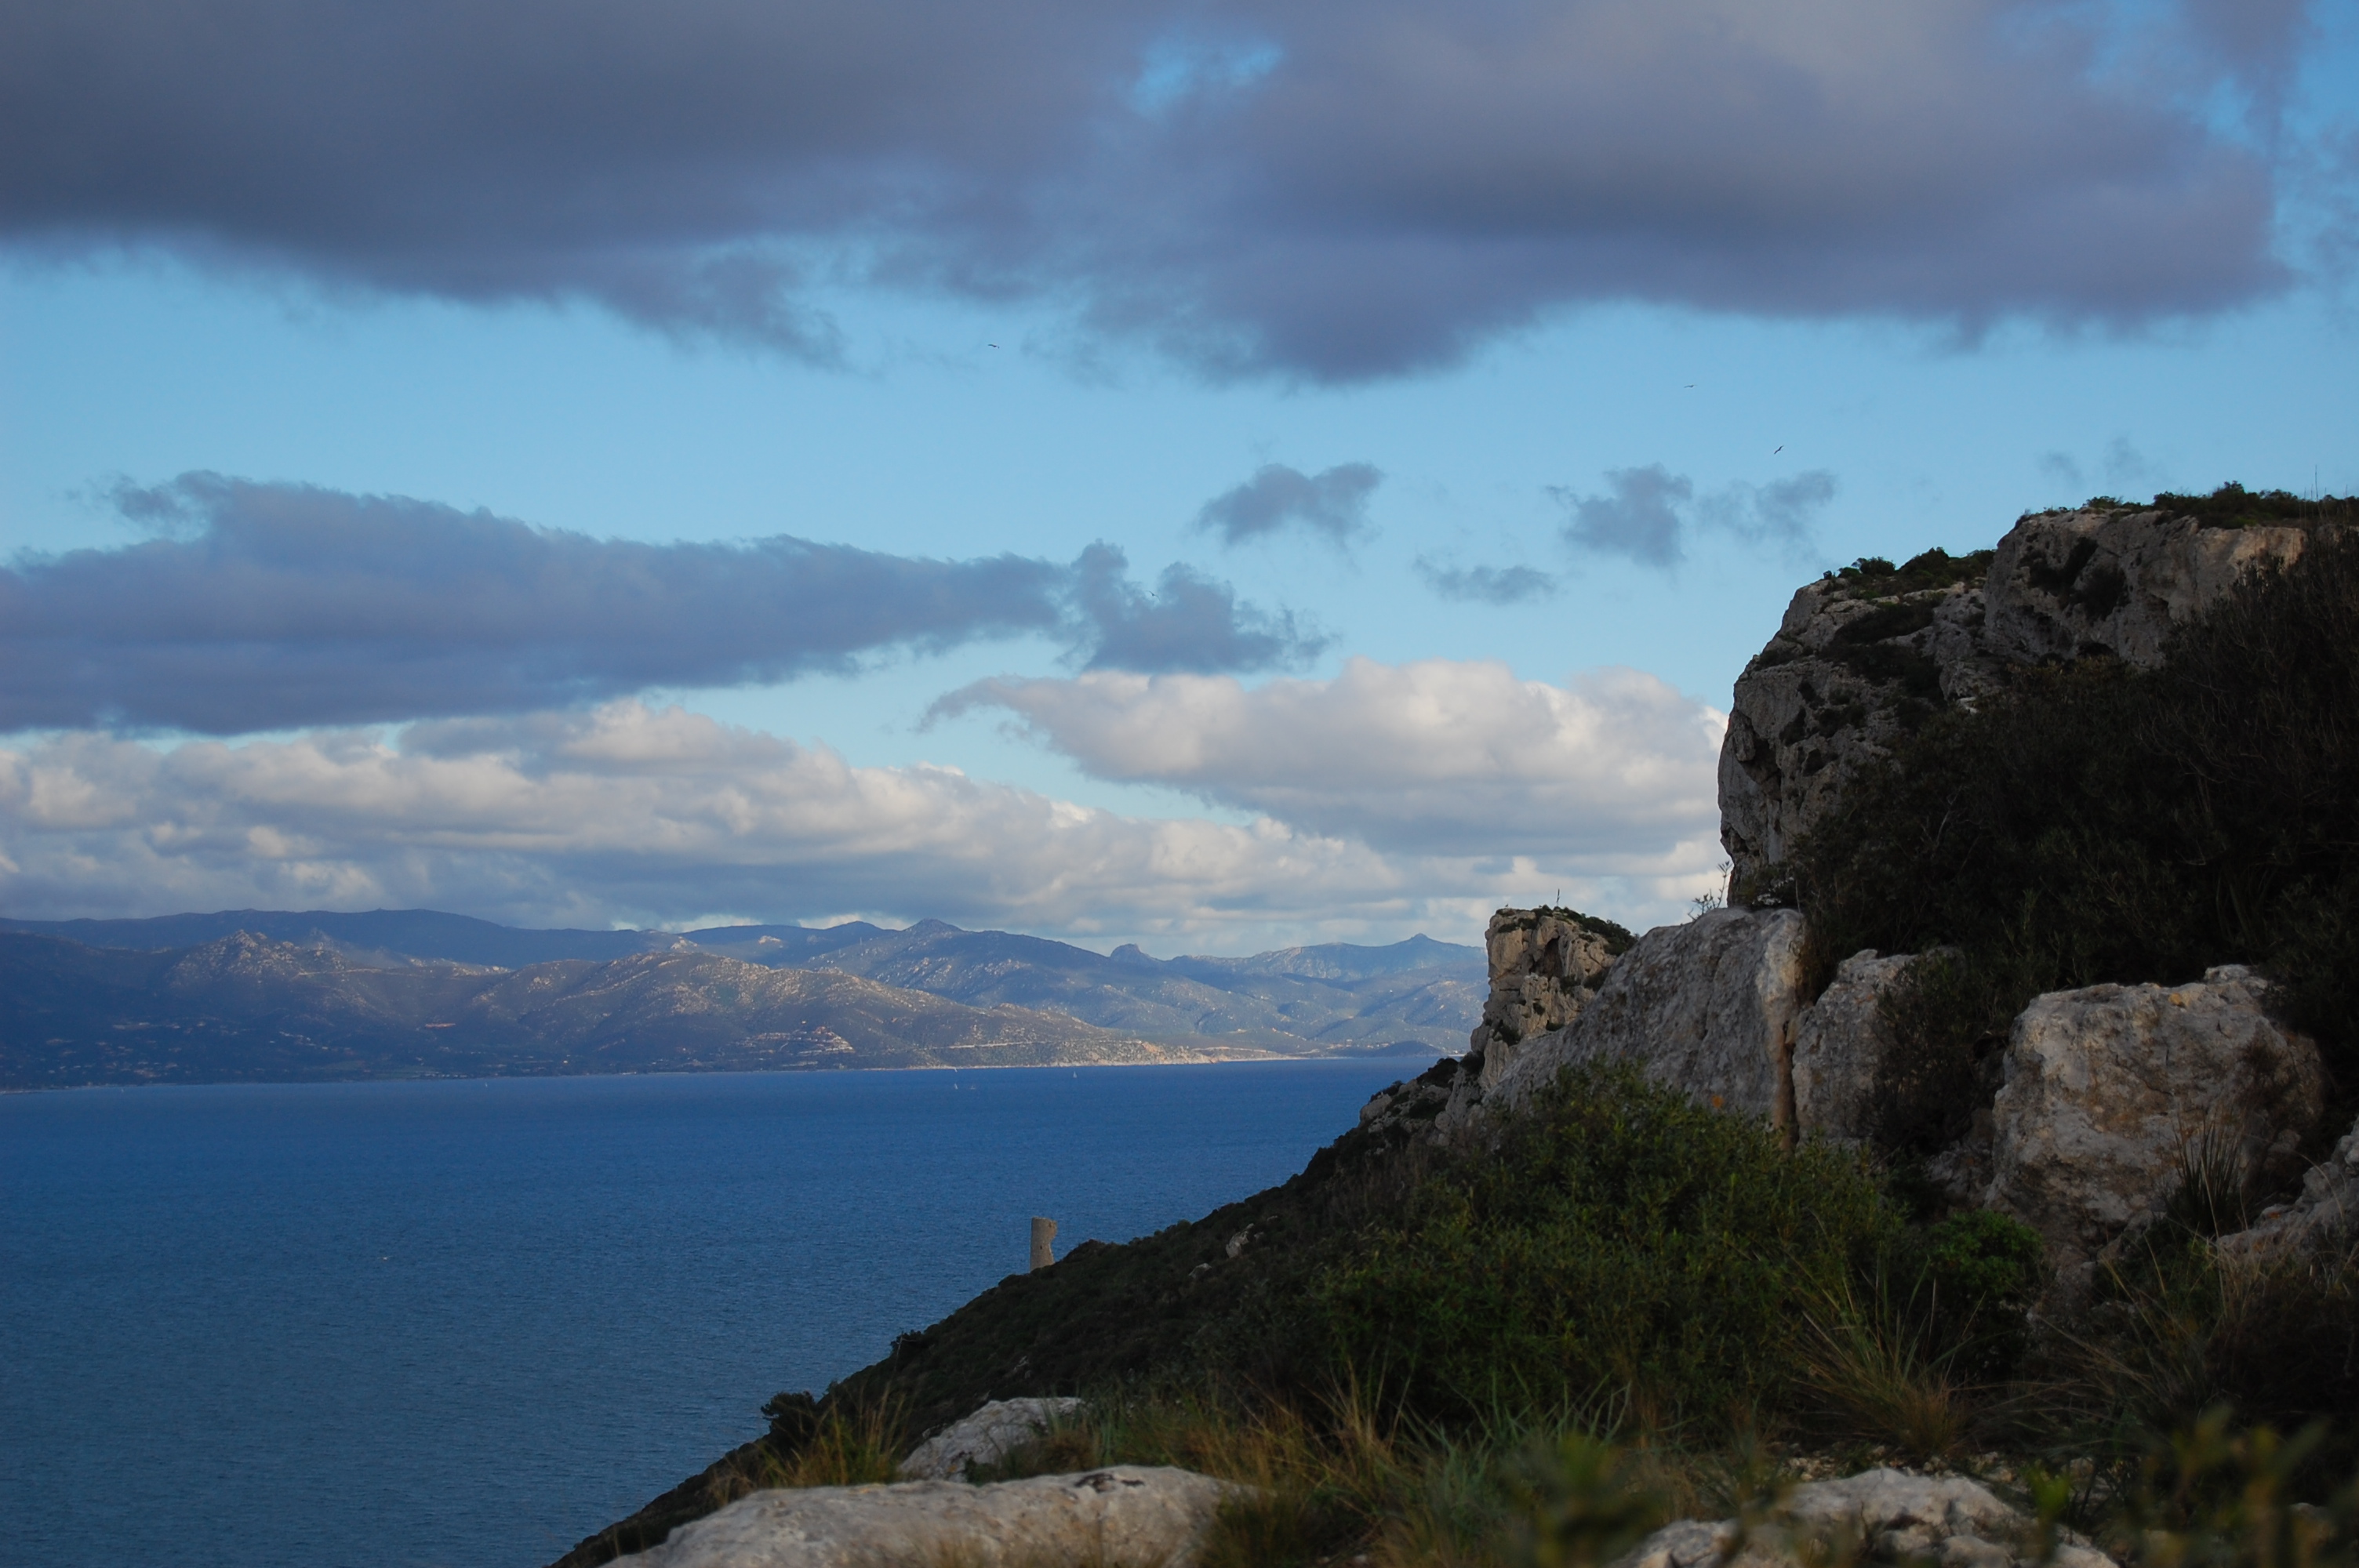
[1983,509,2310,669]
[1486,909,1808,1129]
[1465,907,1623,1087]
[1719,507,2314,891]
[615,1466,1237,1567]
[2218,1112,2359,1259]
[1358,1055,1463,1138]
[1615,1468,2117,1568]
[1790,949,1917,1142]
[898,1397,1087,1481]
[1720,572,1992,889]
[1985,967,2324,1266]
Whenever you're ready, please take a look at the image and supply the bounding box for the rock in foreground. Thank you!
[614,1466,1236,1567]
[1619,1468,2115,1568]
[1985,966,2324,1265]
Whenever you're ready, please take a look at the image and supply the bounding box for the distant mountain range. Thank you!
[0,910,1485,1089]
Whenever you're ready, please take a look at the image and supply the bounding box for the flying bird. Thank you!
[1773,445,1783,454]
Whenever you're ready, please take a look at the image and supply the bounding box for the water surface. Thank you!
[1,1059,1412,1568]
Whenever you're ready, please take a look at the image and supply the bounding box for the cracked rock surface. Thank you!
[614,1466,1237,1567]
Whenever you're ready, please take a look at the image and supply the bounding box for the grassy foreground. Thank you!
[554,1065,2359,1566]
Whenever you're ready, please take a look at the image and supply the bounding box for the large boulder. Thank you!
[1790,949,1917,1142]
[614,1467,1237,1568]
[1485,909,1808,1130]
[1617,1468,2116,1568]
[1983,967,2324,1266]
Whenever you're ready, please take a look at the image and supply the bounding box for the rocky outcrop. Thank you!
[897,1398,1085,1481]
[1464,907,1628,1091]
[1719,508,2315,890]
[1482,909,1809,1129]
[613,1467,1237,1567]
[1719,561,1994,888]
[1618,1468,2116,1568]
[1790,949,1917,1143]
[1983,967,2324,1266]
[1983,509,2312,668]
[2216,1112,2359,1260]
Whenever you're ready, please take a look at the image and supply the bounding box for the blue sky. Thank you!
[2,0,2354,951]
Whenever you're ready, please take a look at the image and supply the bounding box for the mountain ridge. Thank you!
[0,912,1485,1088]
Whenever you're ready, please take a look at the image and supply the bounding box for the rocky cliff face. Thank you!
[1718,506,2315,891]
[1463,906,1628,1089]
[1480,908,1808,1128]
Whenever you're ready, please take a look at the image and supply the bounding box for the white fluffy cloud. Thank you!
[935,658,1726,858]
[0,698,1725,946]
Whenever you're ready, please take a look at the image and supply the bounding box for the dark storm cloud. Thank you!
[0,0,2317,379]
[1554,466,1837,569]
[1194,462,1381,546]
[0,475,1306,732]
[1413,561,1558,604]
[1070,543,1325,674]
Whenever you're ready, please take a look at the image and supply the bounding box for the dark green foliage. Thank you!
[1821,546,1996,601]
[1498,906,1639,956]
[2146,481,2358,529]
[1905,1209,2045,1380]
[1866,953,2008,1154]
[2040,481,2357,528]
[2048,1237,2359,1470]
[1305,1064,1893,1431]
[1794,526,2359,1145]
[1917,1209,2045,1311]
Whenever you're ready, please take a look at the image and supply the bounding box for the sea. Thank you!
[0,1058,1416,1568]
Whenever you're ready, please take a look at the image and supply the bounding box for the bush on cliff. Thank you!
[1303,1063,1892,1432]
[1790,525,2359,1150]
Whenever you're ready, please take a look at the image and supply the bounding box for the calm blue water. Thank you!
[0,1060,1412,1568]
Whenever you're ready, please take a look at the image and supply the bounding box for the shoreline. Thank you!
[0,1049,1434,1097]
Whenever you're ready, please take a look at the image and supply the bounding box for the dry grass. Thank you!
[756,1389,911,1490]
[1794,1279,1979,1465]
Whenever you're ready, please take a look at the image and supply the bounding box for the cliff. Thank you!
[1719,492,2328,891]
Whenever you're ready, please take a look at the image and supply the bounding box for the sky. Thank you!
[2,0,2354,954]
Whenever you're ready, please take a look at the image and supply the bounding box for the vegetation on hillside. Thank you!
[559,496,2359,1568]
[1783,524,2359,1154]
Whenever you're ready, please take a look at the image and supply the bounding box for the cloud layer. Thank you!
[1553,465,1837,568]
[1,0,2312,376]
[1195,463,1381,546]
[0,476,1317,733]
[0,697,1725,942]
[936,658,1725,857]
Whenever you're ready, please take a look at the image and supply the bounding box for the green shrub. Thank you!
[1792,524,2359,1146]
[1303,1064,1893,1432]
[1917,1209,2045,1315]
